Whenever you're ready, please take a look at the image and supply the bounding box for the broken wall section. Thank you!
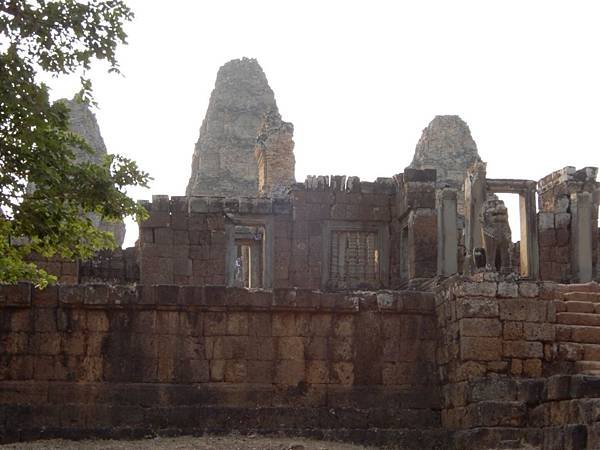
[538,167,599,283]
[390,168,438,288]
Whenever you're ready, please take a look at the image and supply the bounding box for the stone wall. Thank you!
[140,175,402,291]
[538,167,599,283]
[435,274,600,449]
[0,284,445,447]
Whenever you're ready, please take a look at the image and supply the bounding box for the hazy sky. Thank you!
[45,1,600,247]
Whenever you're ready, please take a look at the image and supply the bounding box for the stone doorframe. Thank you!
[320,220,390,290]
[486,179,539,279]
[225,215,274,289]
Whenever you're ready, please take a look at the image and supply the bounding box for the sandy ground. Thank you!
[0,435,376,449]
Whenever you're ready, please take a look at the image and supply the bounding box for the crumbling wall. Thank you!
[0,284,445,448]
[390,168,438,287]
[538,167,599,283]
[255,111,295,197]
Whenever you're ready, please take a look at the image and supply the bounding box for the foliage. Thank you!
[0,0,150,287]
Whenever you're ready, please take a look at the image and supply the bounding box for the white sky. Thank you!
[45,0,600,247]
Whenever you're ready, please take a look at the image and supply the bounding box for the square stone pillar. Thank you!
[437,189,458,276]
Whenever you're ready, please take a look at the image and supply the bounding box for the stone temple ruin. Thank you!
[3,58,600,449]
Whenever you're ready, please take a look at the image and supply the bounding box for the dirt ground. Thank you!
[0,435,377,449]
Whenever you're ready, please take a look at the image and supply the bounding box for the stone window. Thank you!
[232,225,264,288]
[329,231,379,289]
[226,217,273,289]
[321,221,389,290]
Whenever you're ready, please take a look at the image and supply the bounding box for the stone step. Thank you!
[556,325,600,344]
[563,301,598,313]
[557,312,600,327]
[574,360,600,375]
[563,291,600,303]
[558,342,600,361]
[558,282,600,294]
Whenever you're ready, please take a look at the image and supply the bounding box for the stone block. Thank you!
[59,285,83,305]
[504,321,524,340]
[469,377,517,402]
[555,213,571,229]
[523,358,542,377]
[333,315,354,336]
[456,281,497,297]
[203,312,227,335]
[460,337,502,361]
[459,318,502,337]
[306,336,328,360]
[277,336,305,361]
[538,212,555,230]
[497,281,518,298]
[503,341,543,359]
[307,360,329,384]
[31,285,58,307]
[545,376,572,401]
[275,360,305,385]
[500,299,547,322]
[523,322,555,341]
[331,362,354,385]
[456,298,499,318]
[519,282,540,298]
[224,360,247,383]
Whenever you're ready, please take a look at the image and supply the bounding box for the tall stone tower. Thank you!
[410,115,481,188]
[186,58,293,197]
[410,115,482,214]
[61,99,127,247]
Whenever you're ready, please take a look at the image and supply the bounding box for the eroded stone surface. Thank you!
[411,115,481,185]
[410,116,482,212]
[186,58,290,197]
[255,110,295,197]
[63,99,126,247]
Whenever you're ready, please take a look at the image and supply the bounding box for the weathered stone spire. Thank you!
[62,99,126,247]
[410,115,482,190]
[186,58,289,197]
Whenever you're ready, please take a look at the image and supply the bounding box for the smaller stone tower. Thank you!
[254,110,295,197]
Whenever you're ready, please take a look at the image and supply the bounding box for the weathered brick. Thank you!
[503,341,544,359]
[460,337,502,361]
[459,318,502,337]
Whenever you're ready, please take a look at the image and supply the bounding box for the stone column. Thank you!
[572,191,594,282]
[437,188,458,276]
[464,162,487,257]
[518,184,539,279]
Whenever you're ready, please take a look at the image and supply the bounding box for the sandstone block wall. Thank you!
[0,284,445,447]
[538,167,599,283]
[435,275,600,449]
[290,176,393,290]
[390,168,438,286]
[140,174,410,291]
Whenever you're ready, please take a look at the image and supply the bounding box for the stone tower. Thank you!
[186,58,292,197]
[62,98,126,247]
[410,115,482,214]
[254,110,295,197]
[410,115,482,189]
